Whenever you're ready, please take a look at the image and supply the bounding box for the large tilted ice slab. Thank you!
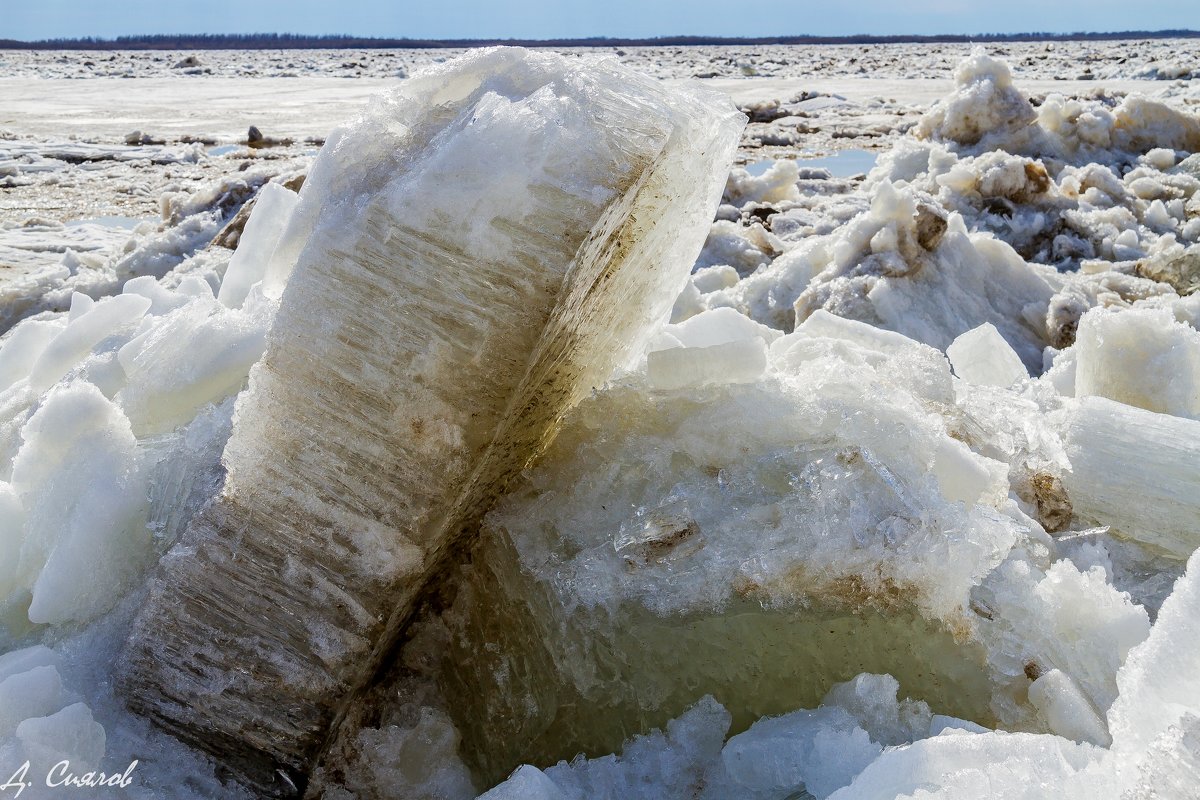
[1063,396,1200,558]
[117,47,743,796]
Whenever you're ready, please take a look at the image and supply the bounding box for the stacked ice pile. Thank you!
[0,165,284,335]
[1,44,1199,800]
[0,228,284,798]
[428,306,1149,789]
[685,53,1200,367]
[445,50,1200,800]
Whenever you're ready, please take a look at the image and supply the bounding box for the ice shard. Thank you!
[1072,307,1200,420]
[116,47,743,796]
[1063,396,1200,558]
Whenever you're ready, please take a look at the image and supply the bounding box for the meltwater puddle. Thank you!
[746,148,878,178]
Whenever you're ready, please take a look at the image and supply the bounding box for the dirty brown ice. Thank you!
[115,47,743,796]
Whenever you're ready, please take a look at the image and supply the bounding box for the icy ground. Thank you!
[1,42,1200,799]
[4,39,1200,80]
[4,40,1200,213]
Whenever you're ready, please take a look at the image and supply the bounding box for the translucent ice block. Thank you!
[117,46,742,796]
[1064,396,1200,558]
[434,336,1022,784]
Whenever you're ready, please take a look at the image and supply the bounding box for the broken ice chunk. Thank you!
[714,673,936,798]
[7,382,149,625]
[837,548,1200,799]
[551,696,729,800]
[0,483,24,602]
[724,159,801,206]
[12,703,105,777]
[931,437,999,507]
[647,339,768,391]
[478,696,730,800]
[947,322,1028,387]
[792,183,1055,372]
[718,706,878,799]
[474,674,975,800]
[114,295,267,436]
[435,328,1027,783]
[1073,307,1200,419]
[27,293,151,393]
[794,309,931,357]
[1112,96,1200,153]
[1064,396,1200,558]
[973,554,1149,731]
[118,46,742,796]
[0,665,65,738]
[824,730,1097,799]
[0,320,64,393]
[1027,668,1111,746]
[928,715,989,736]
[327,705,478,800]
[659,306,781,350]
[1108,548,1200,757]
[820,673,932,748]
[216,182,299,309]
[915,49,1037,148]
[477,766,564,800]
[0,645,59,681]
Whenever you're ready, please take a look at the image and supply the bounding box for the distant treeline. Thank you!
[1,30,1199,50]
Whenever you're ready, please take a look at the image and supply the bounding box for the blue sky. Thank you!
[3,0,1198,41]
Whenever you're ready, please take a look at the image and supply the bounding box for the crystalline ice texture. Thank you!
[947,322,1028,388]
[1027,668,1110,746]
[216,182,299,309]
[821,549,1200,799]
[437,324,1021,784]
[116,47,742,796]
[1073,307,1200,420]
[1064,396,1200,558]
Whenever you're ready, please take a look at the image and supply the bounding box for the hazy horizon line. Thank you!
[3,28,1198,50]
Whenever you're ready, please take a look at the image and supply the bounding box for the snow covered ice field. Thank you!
[2,39,1200,799]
